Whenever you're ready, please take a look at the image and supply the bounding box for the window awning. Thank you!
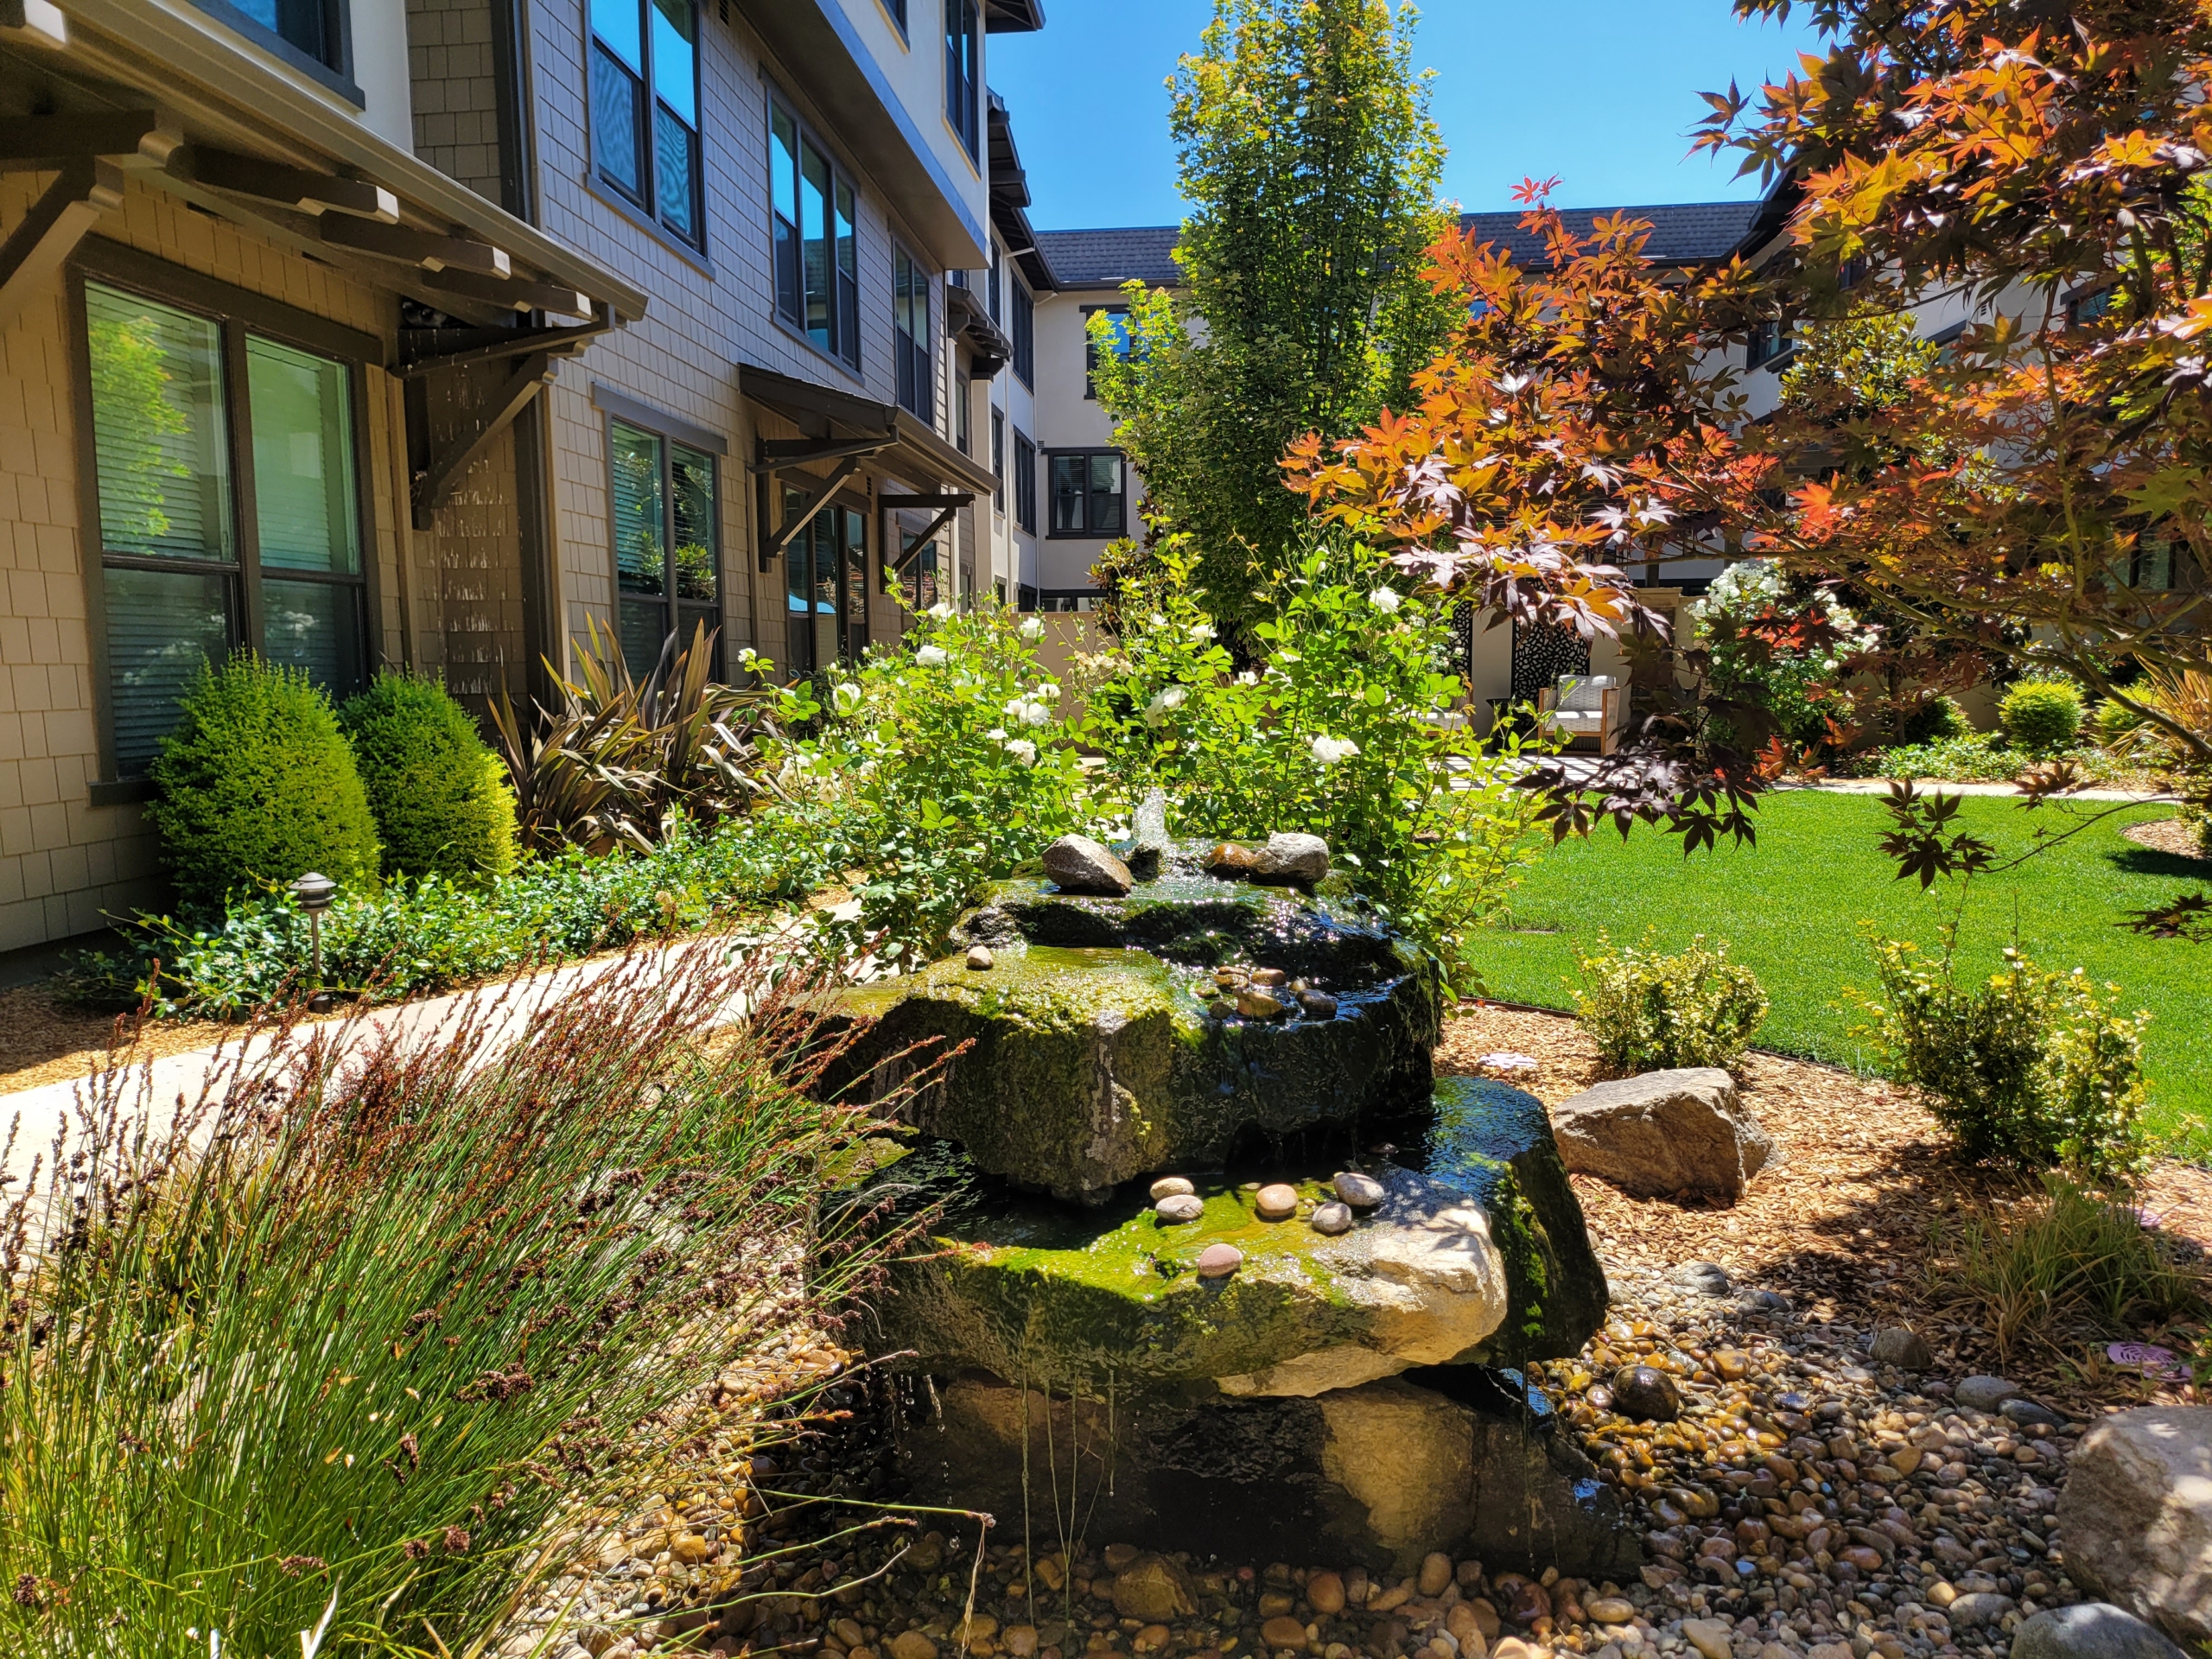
[3,0,648,328]
[741,363,995,574]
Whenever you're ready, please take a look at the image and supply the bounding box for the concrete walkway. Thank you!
[0,932,766,1194]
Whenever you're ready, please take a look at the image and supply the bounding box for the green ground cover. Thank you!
[1474,790,2212,1159]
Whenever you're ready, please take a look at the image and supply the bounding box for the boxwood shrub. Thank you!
[339,669,518,885]
[146,654,381,915]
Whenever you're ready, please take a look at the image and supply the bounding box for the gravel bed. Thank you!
[494,1006,2206,1659]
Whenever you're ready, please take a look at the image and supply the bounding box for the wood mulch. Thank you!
[2123,815,2210,862]
[1436,1001,2212,1412]
[0,986,233,1095]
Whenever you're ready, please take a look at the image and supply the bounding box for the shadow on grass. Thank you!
[2107,844,2212,880]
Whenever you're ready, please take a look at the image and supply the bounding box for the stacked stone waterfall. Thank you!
[833,813,1634,1576]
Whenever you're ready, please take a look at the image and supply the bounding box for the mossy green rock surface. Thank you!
[828,861,1440,1200]
[848,1080,1603,1394]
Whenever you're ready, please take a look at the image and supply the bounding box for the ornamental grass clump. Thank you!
[1573,931,1769,1076]
[1855,929,2151,1176]
[1926,1172,2203,1363]
[0,946,910,1656]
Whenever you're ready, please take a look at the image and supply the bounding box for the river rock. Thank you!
[1255,1183,1299,1221]
[1252,831,1330,886]
[1871,1325,1934,1370]
[1550,1068,1777,1204]
[1335,1172,1387,1208]
[1311,1201,1353,1236]
[1957,1375,2024,1412]
[1042,835,1133,895]
[826,863,1440,1200]
[1155,1193,1204,1224]
[1611,1365,1681,1423]
[966,944,995,969]
[2057,1406,2212,1645]
[1150,1176,1195,1200]
[2013,1604,2190,1659]
[896,1370,1640,1579]
[1110,1554,1197,1622]
[1198,1243,1243,1278]
[1205,842,1263,879]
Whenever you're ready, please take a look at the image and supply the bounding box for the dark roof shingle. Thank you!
[1031,226,1181,289]
[1028,197,1781,293]
[1459,200,1773,267]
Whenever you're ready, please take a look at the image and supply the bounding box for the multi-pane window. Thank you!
[1084,304,1131,398]
[1050,451,1124,537]
[894,246,931,422]
[955,374,971,454]
[782,489,868,676]
[610,417,720,679]
[83,278,366,775]
[591,0,702,245]
[1745,316,1791,371]
[1013,430,1037,535]
[770,105,860,369]
[991,409,1005,513]
[1011,281,1034,387]
[944,0,980,157]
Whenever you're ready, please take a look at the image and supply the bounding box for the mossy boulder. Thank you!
[899,1368,1642,1579]
[842,1082,1604,1395]
[827,862,1440,1200]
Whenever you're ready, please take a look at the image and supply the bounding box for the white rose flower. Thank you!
[1003,738,1038,766]
[831,681,862,715]
[1037,681,1064,702]
[1149,612,1170,628]
[916,644,950,667]
[1019,615,1046,641]
[1310,734,1361,766]
[1188,622,1217,641]
[1368,587,1402,613]
[1143,684,1189,726]
[926,601,955,620]
[986,727,1008,741]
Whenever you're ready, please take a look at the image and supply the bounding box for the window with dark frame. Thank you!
[991,408,1005,513]
[1745,315,1792,372]
[1049,450,1125,537]
[770,101,860,368]
[590,0,703,246]
[81,276,369,777]
[894,245,932,422]
[944,0,980,157]
[609,416,721,681]
[955,373,971,454]
[1013,430,1037,535]
[781,486,868,677]
[1083,304,1131,399]
[221,0,349,78]
[883,0,906,29]
[988,240,1001,323]
[1011,280,1034,387]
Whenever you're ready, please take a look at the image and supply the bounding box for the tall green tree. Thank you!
[1090,0,1455,639]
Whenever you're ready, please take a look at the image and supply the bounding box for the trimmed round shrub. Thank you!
[2000,679,2084,753]
[148,655,381,914]
[1573,931,1770,1075]
[339,670,518,886]
[1900,693,1967,746]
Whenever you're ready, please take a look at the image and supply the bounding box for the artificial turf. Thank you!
[1471,789,2212,1160]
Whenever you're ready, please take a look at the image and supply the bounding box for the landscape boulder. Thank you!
[2012,1604,2189,1659]
[1550,1068,1777,1204]
[1041,834,1133,896]
[2057,1405,2212,1646]
[1251,831,1330,886]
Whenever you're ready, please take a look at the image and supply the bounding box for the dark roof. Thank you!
[987,93,1054,290]
[984,0,1044,29]
[1027,193,1788,292]
[1459,199,1777,268]
[1031,226,1181,289]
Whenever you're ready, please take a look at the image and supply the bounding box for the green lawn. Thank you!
[1472,790,2212,1159]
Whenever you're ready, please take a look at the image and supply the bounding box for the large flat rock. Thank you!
[898,1367,1643,1580]
[1550,1067,1777,1205]
[843,1080,1606,1395]
[2058,1406,2212,1646]
[825,866,1440,1201]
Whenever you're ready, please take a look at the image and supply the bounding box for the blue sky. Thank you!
[988,1,1825,229]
